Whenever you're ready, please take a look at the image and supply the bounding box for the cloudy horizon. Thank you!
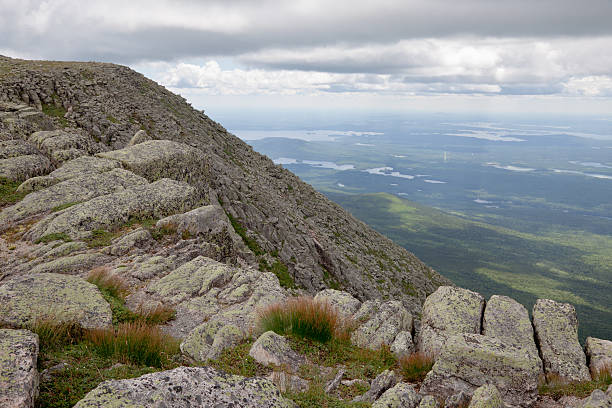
[2,0,612,114]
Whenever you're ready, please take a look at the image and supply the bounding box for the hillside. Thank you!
[327,192,612,341]
[0,55,447,312]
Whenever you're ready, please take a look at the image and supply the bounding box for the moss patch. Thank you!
[0,177,27,207]
[34,233,72,244]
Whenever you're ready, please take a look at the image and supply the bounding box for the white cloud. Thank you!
[564,76,612,96]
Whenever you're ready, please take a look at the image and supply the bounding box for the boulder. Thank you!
[417,286,485,358]
[156,205,240,243]
[445,392,470,408]
[468,384,504,408]
[419,396,440,408]
[390,330,415,358]
[128,129,152,146]
[0,329,39,408]
[0,273,112,329]
[181,321,243,361]
[29,253,107,275]
[314,289,362,317]
[0,154,52,182]
[46,155,121,181]
[97,139,205,182]
[28,130,94,158]
[372,382,420,408]
[249,331,305,370]
[73,366,295,408]
[351,300,412,350]
[579,389,610,408]
[585,337,612,375]
[0,139,39,158]
[1,168,148,226]
[354,369,398,403]
[26,178,198,241]
[267,371,310,393]
[532,299,590,382]
[420,333,541,407]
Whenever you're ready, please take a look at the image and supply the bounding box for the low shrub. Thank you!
[86,322,179,367]
[258,297,340,343]
[398,351,434,382]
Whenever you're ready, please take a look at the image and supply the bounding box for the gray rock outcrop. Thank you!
[354,369,398,403]
[249,331,305,369]
[314,289,362,317]
[468,384,504,408]
[533,299,590,382]
[73,366,296,408]
[351,300,412,350]
[0,329,39,408]
[372,382,420,408]
[420,333,541,407]
[0,273,112,329]
[585,337,612,375]
[417,286,485,358]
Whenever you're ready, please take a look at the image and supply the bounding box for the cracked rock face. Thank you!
[420,333,541,408]
[0,273,112,329]
[533,299,590,382]
[72,366,296,408]
[0,329,39,408]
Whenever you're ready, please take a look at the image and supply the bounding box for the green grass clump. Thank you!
[398,352,434,382]
[84,229,115,248]
[259,258,296,289]
[42,103,68,127]
[538,368,612,399]
[227,212,264,255]
[207,341,270,378]
[258,297,340,343]
[28,319,85,353]
[86,322,179,367]
[0,177,27,207]
[285,383,371,408]
[51,201,81,212]
[34,233,72,244]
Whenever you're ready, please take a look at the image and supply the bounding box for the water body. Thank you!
[364,167,414,179]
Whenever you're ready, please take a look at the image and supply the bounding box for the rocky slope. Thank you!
[1,56,611,408]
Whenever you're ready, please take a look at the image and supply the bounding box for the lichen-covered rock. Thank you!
[354,369,398,403]
[97,139,205,182]
[0,154,52,182]
[26,178,198,241]
[124,255,177,281]
[390,330,415,358]
[28,130,94,157]
[483,295,541,367]
[1,168,148,226]
[249,331,305,370]
[0,329,39,408]
[585,337,612,375]
[47,155,121,181]
[445,392,470,408]
[156,205,230,236]
[0,273,112,329]
[181,321,243,361]
[579,389,611,408]
[0,139,39,158]
[533,299,590,382]
[314,289,362,317]
[420,333,541,407]
[128,129,152,146]
[417,286,485,358]
[104,227,152,256]
[468,384,504,408]
[267,371,310,393]
[28,253,107,275]
[419,395,440,408]
[73,366,295,408]
[372,382,419,408]
[352,300,412,350]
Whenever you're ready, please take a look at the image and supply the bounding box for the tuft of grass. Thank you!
[285,383,371,408]
[0,177,27,207]
[28,319,85,353]
[34,233,72,244]
[260,258,296,289]
[51,201,81,212]
[42,103,68,127]
[258,297,340,343]
[207,340,270,378]
[87,268,129,301]
[135,304,176,326]
[538,367,612,399]
[84,229,115,248]
[227,212,264,255]
[86,322,179,367]
[398,351,434,382]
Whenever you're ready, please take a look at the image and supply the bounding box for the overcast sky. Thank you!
[2,0,612,114]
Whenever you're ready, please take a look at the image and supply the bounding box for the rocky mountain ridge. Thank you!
[0,56,611,408]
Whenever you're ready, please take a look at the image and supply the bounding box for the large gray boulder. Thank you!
[354,369,398,403]
[417,286,485,358]
[420,333,541,407]
[468,384,504,408]
[579,389,611,408]
[181,321,243,361]
[585,337,612,375]
[483,295,541,367]
[0,139,39,158]
[249,331,305,370]
[372,382,420,408]
[314,289,362,317]
[351,300,412,350]
[1,168,147,225]
[0,329,39,408]
[73,366,296,408]
[25,178,198,241]
[0,273,112,329]
[0,154,52,182]
[532,299,590,382]
[97,139,205,182]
